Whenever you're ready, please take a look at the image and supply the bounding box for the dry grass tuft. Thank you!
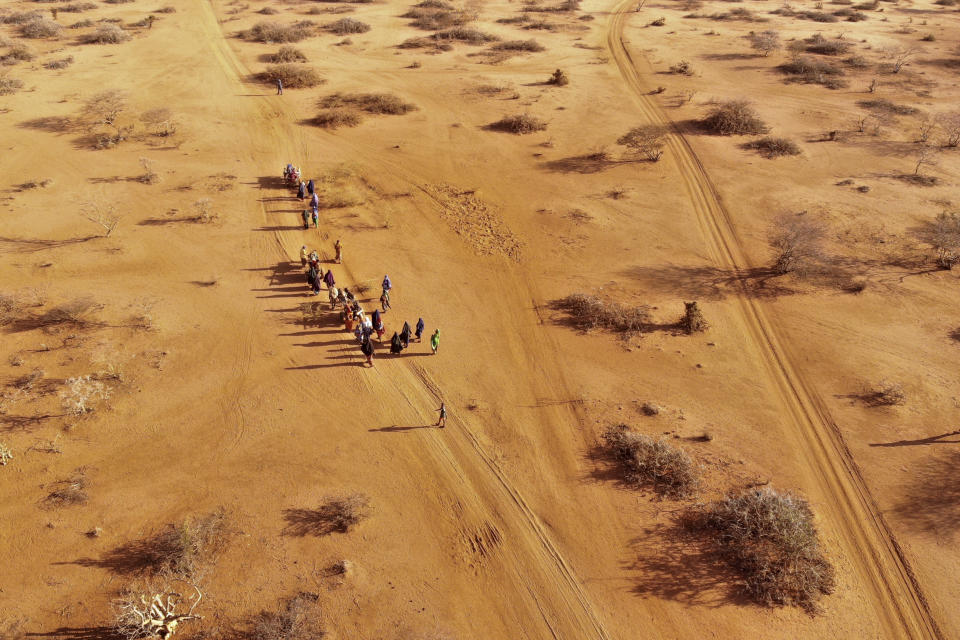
[685,487,835,612]
[601,424,700,497]
[325,17,370,34]
[0,75,24,96]
[43,468,90,508]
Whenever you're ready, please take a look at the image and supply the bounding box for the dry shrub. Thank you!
[1,11,43,25]
[923,210,960,269]
[311,108,361,129]
[743,136,801,158]
[547,68,569,85]
[1,44,35,65]
[35,297,103,330]
[685,487,835,612]
[769,213,824,275]
[20,18,62,39]
[325,17,370,34]
[680,301,707,333]
[60,2,99,12]
[133,509,235,577]
[259,6,279,14]
[260,64,324,88]
[750,30,780,55]
[864,381,905,406]
[778,55,847,88]
[283,493,371,536]
[140,107,177,136]
[269,45,307,63]
[246,21,316,43]
[805,33,851,55]
[81,24,131,44]
[69,19,95,29]
[552,293,650,332]
[702,100,769,135]
[0,75,24,96]
[318,92,416,114]
[403,6,471,30]
[601,424,699,497]
[617,124,668,161]
[250,593,324,640]
[492,39,544,51]
[156,6,177,13]
[488,113,547,134]
[43,468,90,508]
[61,375,111,414]
[44,56,75,70]
[433,26,498,43]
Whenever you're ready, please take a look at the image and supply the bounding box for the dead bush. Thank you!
[318,92,416,114]
[259,64,324,88]
[669,60,693,75]
[552,293,651,332]
[1,12,43,25]
[742,136,801,158]
[617,124,668,161]
[601,424,699,497]
[325,17,370,34]
[403,6,472,30]
[1,44,35,65]
[685,487,835,612]
[857,98,918,116]
[750,30,781,55]
[547,68,569,85]
[33,297,103,330]
[269,45,307,63]
[44,55,75,69]
[81,24,131,44]
[61,375,111,414]
[680,301,707,333]
[487,113,547,134]
[249,593,324,640]
[80,89,131,147]
[310,108,362,129]
[492,39,545,51]
[60,2,98,12]
[259,6,279,14]
[863,381,906,406]
[140,107,177,137]
[0,75,24,96]
[433,26,498,43]
[777,56,847,88]
[701,100,769,135]
[20,18,62,39]
[805,33,851,55]
[246,21,316,43]
[43,468,90,508]
[922,210,960,269]
[68,19,95,29]
[283,493,371,536]
[769,213,824,274]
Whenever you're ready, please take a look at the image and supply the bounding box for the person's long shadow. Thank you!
[369,424,439,433]
[870,430,960,447]
[26,626,122,639]
[286,362,363,370]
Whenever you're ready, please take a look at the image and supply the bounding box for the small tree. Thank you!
[913,145,937,175]
[769,213,824,274]
[702,100,768,135]
[680,301,707,333]
[139,158,159,184]
[140,108,177,137]
[617,124,668,161]
[884,46,916,73]
[927,210,960,269]
[547,68,569,86]
[750,30,781,56]
[81,200,121,236]
[81,89,131,147]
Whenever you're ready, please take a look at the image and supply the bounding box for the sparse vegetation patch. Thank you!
[487,113,547,134]
[743,136,801,158]
[552,293,651,332]
[601,424,700,497]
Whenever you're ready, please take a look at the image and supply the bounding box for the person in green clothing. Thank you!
[430,328,440,355]
[301,210,310,229]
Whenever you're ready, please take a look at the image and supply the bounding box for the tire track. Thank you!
[605,4,942,638]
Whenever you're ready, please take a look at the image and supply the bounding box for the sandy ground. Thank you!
[1,0,959,637]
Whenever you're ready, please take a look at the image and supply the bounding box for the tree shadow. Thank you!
[282,504,358,537]
[56,535,167,575]
[624,520,744,607]
[26,626,124,640]
[18,116,74,135]
[0,413,61,433]
[623,264,799,300]
[369,424,438,432]
[892,450,960,537]
[0,235,99,254]
[540,154,627,174]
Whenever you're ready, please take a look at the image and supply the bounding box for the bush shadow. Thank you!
[892,450,960,537]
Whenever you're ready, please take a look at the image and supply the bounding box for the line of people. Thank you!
[299,246,439,367]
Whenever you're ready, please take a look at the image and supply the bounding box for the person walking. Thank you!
[311,209,319,229]
[328,285,339,309]
[324,269,335,289]
[307,179,315,195]
[309,191,319,211]
[276,78,283,95]
[382,274,392,294]
[400,321,411,349]
[301,209,310,230]
[380,288,391,312]
[361,336,374,366]
[415,317,425,342]
[390,331,403,354]
[300,245,309,266]
[297,180,306,200]
[430,328,440,355]
[334,239,342,264]
[435,402,446,428]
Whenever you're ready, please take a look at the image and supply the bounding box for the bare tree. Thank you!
[115,583,202,640]
[139,158,159,184]
[914,145,937,175]
[617,124,668,161]
[769,213,824,274]
[81,200,121,236]
[884,46,917,73]
[926,210,960,269]
[916,117,936,143]
[140,108,177,137]
[750,30,781,56]
[80,89,132,147]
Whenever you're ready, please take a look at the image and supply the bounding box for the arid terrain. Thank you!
[2,0,959,637]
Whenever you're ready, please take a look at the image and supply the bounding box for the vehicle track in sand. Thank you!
[605,4,942,638]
